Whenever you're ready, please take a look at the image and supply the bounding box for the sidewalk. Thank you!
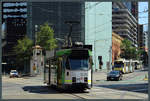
[93,69,108,82]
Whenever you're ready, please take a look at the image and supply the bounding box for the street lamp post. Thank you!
[35,25,38,46]
[34,25,38,75]
[2,62,7,76]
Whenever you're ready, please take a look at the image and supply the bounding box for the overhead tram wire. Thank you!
[31,4,113,35]
[31,4,141,41]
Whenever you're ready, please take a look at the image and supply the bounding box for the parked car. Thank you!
[10,70,19,78]
[107,70,123,81]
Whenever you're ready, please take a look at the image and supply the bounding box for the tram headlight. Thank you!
[84,77,88,82]
[72,77,76,83]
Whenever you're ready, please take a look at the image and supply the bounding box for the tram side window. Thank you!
[53,59,57,69]
[126,62,129,67]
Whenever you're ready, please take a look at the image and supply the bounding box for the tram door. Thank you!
[44,59,50,85]
[57,57,63,87]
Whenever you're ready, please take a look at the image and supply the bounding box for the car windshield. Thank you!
[11,71,17,73]
[69,59,88,70]
[109,71,119,75]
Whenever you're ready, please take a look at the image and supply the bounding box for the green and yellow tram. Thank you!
[113,58,135,74]
[44,45,93,90]
[113,59,125,73]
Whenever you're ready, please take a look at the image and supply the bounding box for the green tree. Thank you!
[120,39,132,59]
[36,22,57,50]
[13,36,33,71]
[136,48,145,60]
[120,38,140,60]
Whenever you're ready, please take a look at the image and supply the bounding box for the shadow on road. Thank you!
[22,86,58,94]
[96,83,148,94]
[22,85,89,94]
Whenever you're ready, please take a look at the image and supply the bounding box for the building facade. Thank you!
[112,2,138,47]
[3,2,112,72]
[137,24,144,48]
[27,2,85,45]
[2,2,27,73]
[85,2,112,71]
[123,2,138,21]
[112,32,123,64]
[131,2,138,21]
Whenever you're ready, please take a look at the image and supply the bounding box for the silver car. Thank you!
[10,70,19,78]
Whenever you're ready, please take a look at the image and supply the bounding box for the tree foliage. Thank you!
[120,38,142,60]
[13,36,33,67]
[36,22,57,50]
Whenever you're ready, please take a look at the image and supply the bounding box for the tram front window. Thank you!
[114,62,124,68]
[69,59,88,70]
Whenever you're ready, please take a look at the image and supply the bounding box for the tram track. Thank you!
[59,89,90,99]
[70,93,87,99]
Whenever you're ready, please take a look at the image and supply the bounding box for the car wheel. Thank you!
[120,76,123,80]
[117,77,120,81]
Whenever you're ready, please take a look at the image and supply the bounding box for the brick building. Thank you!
[112,32,123,64]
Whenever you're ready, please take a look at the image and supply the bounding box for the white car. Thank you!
[10,70,19,78]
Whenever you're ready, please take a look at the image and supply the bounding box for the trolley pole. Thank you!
[64,21,80,47]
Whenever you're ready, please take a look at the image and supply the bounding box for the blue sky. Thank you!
[139,2,148,31]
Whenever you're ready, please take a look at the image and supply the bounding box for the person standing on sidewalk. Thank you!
[99,60,103,70]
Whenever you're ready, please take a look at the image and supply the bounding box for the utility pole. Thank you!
[34,25,38,75]
[35,25,38,46]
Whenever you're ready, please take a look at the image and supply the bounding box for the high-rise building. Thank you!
[144,31,148,50]
[27,2,85,45]
[137,24,144,48]
[123,2,138,21]
[112,2,138,47]
[2,2,27,72]
[123,2,132,12]
[3,2,113,72]
[131,2,138,21]
[85,2,112,70]
[2,2,84,73]
[112,32,123,63]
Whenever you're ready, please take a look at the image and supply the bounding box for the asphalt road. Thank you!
[94,69,148,94]
[2,69,148,99]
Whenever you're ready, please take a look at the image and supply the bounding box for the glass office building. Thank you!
[27,2,85,45]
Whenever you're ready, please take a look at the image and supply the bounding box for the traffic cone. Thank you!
[144,74,148,81]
